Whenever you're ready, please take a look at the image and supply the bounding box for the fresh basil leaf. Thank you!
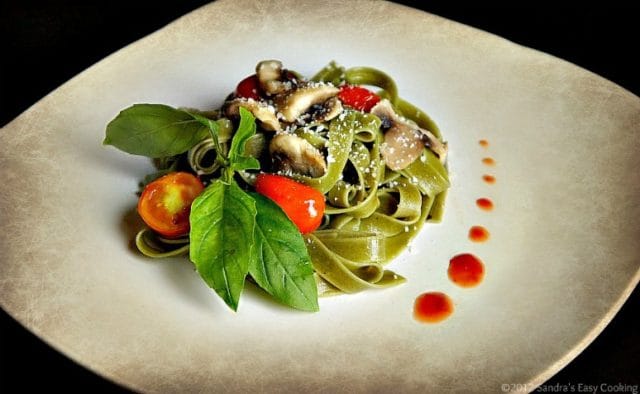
[104,104,208,158]
[249,193,319,312]
[187,111,222,142]
[229,107,260,172]
[232,156,261,172]
[190,180,257,311]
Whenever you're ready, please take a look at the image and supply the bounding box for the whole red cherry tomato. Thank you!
[255,173,325,234]
[235,75,261,100]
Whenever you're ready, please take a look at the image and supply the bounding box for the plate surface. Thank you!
[1,1,639,392]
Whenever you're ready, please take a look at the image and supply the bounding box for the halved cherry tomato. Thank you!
[337,85,381,112]
[138,172,204,238]
[255,173,325,234]
[235,74,261,100]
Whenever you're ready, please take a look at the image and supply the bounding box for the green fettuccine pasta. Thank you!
[133,60,449,301]
[306,62,448,293]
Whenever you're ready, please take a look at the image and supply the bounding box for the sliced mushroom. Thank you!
[379,125,425,171]
[275,83,339,123]
[269,133,327,178]
[225,98,281,132]
[371,99,447,170]
[312,96,343,122]
[256,60,291,96]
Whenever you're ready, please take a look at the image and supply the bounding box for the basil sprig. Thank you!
[104,104,319,312]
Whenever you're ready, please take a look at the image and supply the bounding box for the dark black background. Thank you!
[1,1,638,392]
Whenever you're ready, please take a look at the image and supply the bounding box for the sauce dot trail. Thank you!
[414,138,496,324]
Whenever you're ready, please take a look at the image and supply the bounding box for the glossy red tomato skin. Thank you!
[337,85,381,112]
[235,75,261,100]
[137,172,204,238]
[255,173,325,234]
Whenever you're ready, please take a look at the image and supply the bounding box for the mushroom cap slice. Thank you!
[256,59,291,96]
[269,133,327,178]
[312,96,343,122]
[256,60,282,82]
[371,99,448,170]
[225,98,281,132]
[276,83,339,123]
[381,125,426,171]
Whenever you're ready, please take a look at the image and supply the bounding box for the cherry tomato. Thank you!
[137,172,204,238]
[337,85,381,112]
[255,173,325,234]
[235,74,261,100]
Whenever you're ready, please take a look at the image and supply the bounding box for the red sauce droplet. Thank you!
[479,139,489,147]
[413,292,454,323]
[482,174,496,184]
[448,253,485,287]
[481,157,495,166]
[476,197,494,211]
[469,226,490,242]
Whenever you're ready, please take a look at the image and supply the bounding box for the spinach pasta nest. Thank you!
[104,60,450,311]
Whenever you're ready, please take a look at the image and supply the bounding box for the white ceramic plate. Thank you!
[1,1,639,392]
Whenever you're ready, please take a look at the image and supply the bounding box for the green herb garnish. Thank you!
[103,104,210,157]
[105,105,319,312]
